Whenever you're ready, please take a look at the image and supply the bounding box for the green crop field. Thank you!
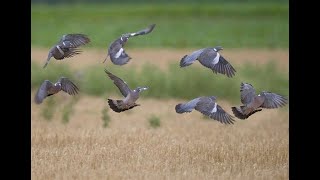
[31,3,288,49]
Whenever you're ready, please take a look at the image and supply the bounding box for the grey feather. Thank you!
[180,47,236,77]
[105,24,156,65]
[232,82,288,119]
[34,77,79,104]
[104,69,131,97]
[43,33,90,68]
[104,69,148,113]
[180,49,205,67]
[176,96,235,125]
[260,91,288,109]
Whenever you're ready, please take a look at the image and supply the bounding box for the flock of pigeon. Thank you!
[34,24,288,125]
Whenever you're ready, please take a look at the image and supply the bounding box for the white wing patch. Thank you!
[130,33,137,36]
[211,53,220,65]
[210,102,217,113]
[115,48,124,58]
[56,45,64,55]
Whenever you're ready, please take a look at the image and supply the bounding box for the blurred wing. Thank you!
[34,80,54,104]
[195,97,235,124]
[129,24,156,37]
[58,77,79,95]
[211,55,236,78]
[108,42,131,65]
[210,105,236,124]
[240,82,256,105]
[104,69,131,97]
[58,34,90,48]
[180,48,205,67]
[175,97,202,113]
[62,48,83,58]
[260,91,288,109]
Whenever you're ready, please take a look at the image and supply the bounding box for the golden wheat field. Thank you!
[31,47,289,180]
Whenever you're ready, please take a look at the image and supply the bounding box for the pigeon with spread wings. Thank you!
[103,24,156,65]
[34,77,79,104]
[231,82,288,119]
[43,34,90,68]
[104,69,148,112]
[180,46,236,78]
[175,96,235,124]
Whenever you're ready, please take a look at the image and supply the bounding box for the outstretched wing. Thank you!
[195,97,235,124]
[180,48,205,67]
[34,80,54,104]
[127,24,156,37]
[211,55,236,78]
[104,69,131,97]
[240,82,256,105]
[58,34,90,48]
[58,77,79,95]
[259,91,288,109]
[197,49,236,78]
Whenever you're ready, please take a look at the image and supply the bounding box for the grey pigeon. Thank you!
[180,46,236,78]
[104,69,148,112]
[43,34,91,68]
[103,24,156,65]
[231,82,288,119]
[34,77,79,104]
[175,96,235,124]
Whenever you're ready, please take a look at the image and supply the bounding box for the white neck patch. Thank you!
[210,103,217,113]
[212,53,220,65]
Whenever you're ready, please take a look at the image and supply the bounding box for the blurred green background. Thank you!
[31,0,289,103]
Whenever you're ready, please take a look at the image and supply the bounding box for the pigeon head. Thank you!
[213,46,223,52]
[120,34,130,42]
[134,86,149,93]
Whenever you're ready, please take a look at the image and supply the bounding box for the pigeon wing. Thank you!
[58,34,90,48]
[195,97,235,124]
[34,80,54,104]
[259,91,288,109]
[129,24,156,37]
[57,77,79,96]
[104,69,131,97]
[211,55,236,78]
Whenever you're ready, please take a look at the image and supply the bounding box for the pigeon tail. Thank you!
[231,106,262,119]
